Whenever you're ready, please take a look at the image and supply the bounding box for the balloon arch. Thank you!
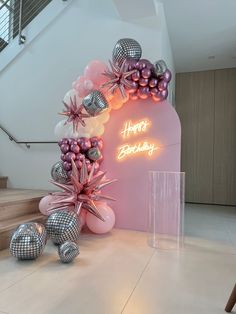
[39,38,172,235]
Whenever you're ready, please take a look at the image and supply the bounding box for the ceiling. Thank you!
[161,0,236,72]
[112,0,236,73]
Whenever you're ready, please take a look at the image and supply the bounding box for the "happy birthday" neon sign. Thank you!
[117,118,159,161]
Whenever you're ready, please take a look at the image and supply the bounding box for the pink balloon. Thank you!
[73,76,93,98]
[78,209,87,227]
[86,202,115,234]
[84,60,108,86]
[39,194,59,216]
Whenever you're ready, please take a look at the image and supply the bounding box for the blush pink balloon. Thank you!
[78,209,87,228]
[39,194,59,216]
[84,60,108,86]
[73,76,93,98]
[86,202,115,234]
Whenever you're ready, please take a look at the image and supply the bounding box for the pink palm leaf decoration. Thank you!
[49,158,117,221]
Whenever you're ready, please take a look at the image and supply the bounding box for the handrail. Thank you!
[0,0,54,52]
[0,124,57,149]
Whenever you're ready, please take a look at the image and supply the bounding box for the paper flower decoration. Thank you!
[49,158,116,221]
[59,96,90,132]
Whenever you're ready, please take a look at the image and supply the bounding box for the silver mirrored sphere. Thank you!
[82,90,109,117]
[58,241,80,263]
[112,38,142,67]
[87,147,101,161]
[10,222,47,260]
[46,210,81,245]
[153,60,167,76]
[51,161,70,184]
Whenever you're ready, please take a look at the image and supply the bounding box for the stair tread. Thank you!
[0,212,46,232]
[0,188,48,205]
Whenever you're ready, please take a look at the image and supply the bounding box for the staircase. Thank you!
[0,177,48,251]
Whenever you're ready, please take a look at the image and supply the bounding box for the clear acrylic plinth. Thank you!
[148,171,185,250]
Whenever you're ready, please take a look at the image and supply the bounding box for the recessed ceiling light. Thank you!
[208,56,215,60]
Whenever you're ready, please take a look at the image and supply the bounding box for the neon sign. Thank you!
[120,119,151,138]
[117,118,159,161]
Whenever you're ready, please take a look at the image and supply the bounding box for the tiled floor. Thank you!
[0,204,236,314]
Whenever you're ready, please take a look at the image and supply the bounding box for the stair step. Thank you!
[0,213,47,251]
[0,177,8,188]
[0,188,48,221]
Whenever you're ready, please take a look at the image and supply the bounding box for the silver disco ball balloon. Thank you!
[153,60,167,77]
[112,38,142,67]
[58,241,80,263]
[82,90,109,117]
[10,222,47,260]
[51,161,70,184]
[46,210,81,245]
[87,147,101,161]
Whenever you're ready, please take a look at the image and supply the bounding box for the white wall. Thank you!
[0,0,175,189]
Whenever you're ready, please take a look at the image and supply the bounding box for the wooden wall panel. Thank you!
[176,71,215,203]
[214,68,236,205]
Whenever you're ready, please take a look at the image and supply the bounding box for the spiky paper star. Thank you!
[49,158,117,221]
[59,95,91,132]
[101,60,137,98]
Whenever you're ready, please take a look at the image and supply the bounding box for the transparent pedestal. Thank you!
[148,171,185,250]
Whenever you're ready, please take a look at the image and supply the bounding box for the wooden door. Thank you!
[213,68,236,205]
[176,71,215,203]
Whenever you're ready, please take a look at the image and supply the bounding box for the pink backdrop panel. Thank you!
[102,98,181,231]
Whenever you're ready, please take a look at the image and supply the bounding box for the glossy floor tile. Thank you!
[0,204,235,314]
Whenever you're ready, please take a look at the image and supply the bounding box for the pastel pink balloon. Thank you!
[86,202,115,234]
[74,77,95,98]
[39,195,75,216]
[78,210,87,227]
[39,194,59,216]
[84,60,108,86]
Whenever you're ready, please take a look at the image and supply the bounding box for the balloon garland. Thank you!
[40,38,172,235]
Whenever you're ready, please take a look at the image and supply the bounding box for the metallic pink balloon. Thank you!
[150,87,159,96]
[141,59,153,69]
[130,92,139,100]
[65,152,76,162]
[93,161,100,174]
[63,161,72,171]
[163,69,172,83]
[70,144,80,154]
[138,86,150,99]
[139,77,149,87]
[161,89,168,99]
[68,138,75,145]
[158,80,168,91]
[126,59,137,71]
[87,164,92,173]
[152,92,163,102]
[75,160,82,169]
[76,153,85,161]
[61,138,69,145]
[79,139,92,152]
[131,71,140,81]
[126,81,138,94]
[61,154,66,162]
[135,59,147,70]
[60,144,70,154]
[149,78,158,88]
[141,68,151,79]
[90,137,103,150]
